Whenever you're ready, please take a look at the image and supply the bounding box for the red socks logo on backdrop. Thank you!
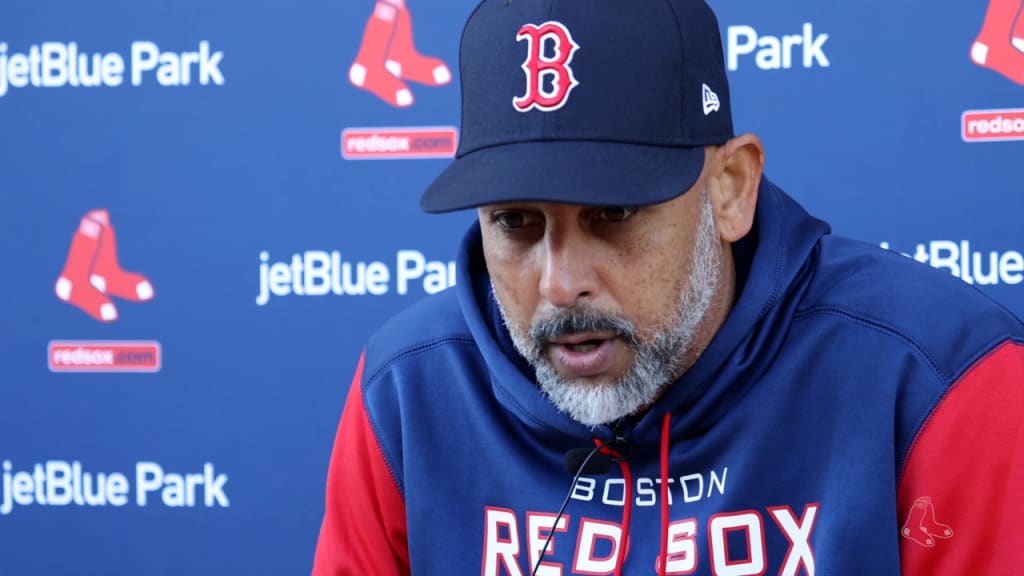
[349,0,452,107]
[901,496,955,547]
[54,209,155,323]
[971,0,1024,85]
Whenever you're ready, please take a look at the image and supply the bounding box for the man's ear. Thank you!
[709,134,764,242]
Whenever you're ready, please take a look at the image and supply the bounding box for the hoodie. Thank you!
[313,178,1024,575]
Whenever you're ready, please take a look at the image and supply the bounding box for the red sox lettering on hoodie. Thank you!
[481,468,820,576]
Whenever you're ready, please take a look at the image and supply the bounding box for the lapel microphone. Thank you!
[530,445,615,576]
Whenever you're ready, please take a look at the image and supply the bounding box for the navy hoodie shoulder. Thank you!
[363,287,474,384]
[801,234,1021,382]
[795,234,1023,467]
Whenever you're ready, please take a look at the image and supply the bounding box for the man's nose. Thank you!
[538,233,599,308]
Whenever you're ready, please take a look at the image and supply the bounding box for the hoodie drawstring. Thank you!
[658,412,671,576]
[593,411,671,576]
[593,437,633,576]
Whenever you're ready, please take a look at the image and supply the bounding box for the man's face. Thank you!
[478,177,728,427]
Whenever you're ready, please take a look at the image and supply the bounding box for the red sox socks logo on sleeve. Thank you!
[348,0,452,108]
[971,0,1024,85]
[54,209,154,323]
[901,496,954,548]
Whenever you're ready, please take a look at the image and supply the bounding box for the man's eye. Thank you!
[597,206,639,223]
[492,211,528,229]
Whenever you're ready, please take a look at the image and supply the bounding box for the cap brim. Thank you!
[420,140,707,213]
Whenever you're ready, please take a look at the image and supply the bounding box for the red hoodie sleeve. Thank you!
[898,340,1024,574]
[312,353,411,575]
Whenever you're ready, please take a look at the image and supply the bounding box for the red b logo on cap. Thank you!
[513,21,580,112]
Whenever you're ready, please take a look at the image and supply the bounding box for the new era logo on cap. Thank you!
[702,83,720,116]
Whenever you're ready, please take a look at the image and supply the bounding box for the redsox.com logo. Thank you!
[50,209,161,374]
[964,0,1024,142]
[342,0,457,160]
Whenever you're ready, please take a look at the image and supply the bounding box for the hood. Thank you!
[454,176,831,445]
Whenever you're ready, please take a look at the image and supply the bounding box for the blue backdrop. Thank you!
[2,0,1022,574]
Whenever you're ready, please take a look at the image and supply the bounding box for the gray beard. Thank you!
[495,191,723,428]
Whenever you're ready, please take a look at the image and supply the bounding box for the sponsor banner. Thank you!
[961,108,1024,142]
[1,460,229,515]
[341,126,458,160]
[48,340,162,373]
[257,249,456,305]
[880,240,1024,286]
[0,41,225,98]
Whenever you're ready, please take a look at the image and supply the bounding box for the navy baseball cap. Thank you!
[420,0,735,213]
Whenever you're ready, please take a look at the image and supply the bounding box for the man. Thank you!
[314,0,1024,574]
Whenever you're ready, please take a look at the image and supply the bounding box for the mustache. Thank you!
[529,306,640,347]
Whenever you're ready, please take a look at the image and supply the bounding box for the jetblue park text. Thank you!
[1,460,229,515]
[0,41,224,97]
[880,240,1024,285]
[256,249,456,305]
